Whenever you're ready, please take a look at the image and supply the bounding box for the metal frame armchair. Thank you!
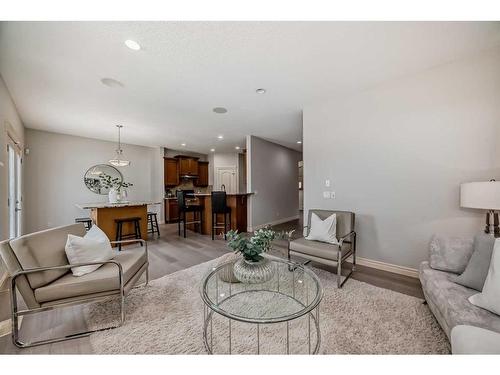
[0,224,149,348]
[287,209,357,288]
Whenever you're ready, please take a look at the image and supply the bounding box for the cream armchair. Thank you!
[288,209,356,288]
[0,223,149,348]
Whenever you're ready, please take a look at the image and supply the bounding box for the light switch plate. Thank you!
[330,191,336,199]
[323,191,331,198]
[325,179,330,187]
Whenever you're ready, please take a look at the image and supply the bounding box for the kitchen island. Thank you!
[76,201,161,242]
[164,193,252,235]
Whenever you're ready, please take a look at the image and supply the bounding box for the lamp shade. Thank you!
[460,181,500,210]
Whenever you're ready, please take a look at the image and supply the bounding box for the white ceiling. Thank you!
[1,21,499,153]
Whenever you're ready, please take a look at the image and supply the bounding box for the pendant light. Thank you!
[109,125,130,167]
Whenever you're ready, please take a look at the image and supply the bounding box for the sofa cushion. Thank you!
[469,239,500,316]
[429,235,474,274]
[455,234,495,291]
[9,223,87,289]
[34,249,147,303]
[451,325,500,354]
[289,237,341,261]
[419,261,500,337]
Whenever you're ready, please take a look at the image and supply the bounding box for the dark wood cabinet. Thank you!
[164,158,179,186]
[177,156,198,176]
[195,161,209,187]
[164,199,179,223]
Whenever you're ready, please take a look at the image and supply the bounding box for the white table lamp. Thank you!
[460,180,500,236]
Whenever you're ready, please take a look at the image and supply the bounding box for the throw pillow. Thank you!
[65,225,115,276]
[305,212,338,244]
[429,235,474,274]
[469,239,500,316]
[454,233,495,291]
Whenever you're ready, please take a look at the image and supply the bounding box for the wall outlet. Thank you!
[323,191,331,199]
[325,179,330,187]
[330,191,336,199]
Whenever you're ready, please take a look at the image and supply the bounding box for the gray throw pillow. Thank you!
[454,234,495,291]
[429,235,474,274]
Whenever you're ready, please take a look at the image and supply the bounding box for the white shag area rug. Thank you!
[84,255,450,354]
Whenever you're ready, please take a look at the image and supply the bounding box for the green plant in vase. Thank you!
[226,228,289,284]
[99,173,133,203]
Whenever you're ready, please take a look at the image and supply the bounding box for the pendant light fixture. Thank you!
[109,125,130,167]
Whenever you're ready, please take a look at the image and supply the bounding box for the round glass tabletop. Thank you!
[201,257,323,324]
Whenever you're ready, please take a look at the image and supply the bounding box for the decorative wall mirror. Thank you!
[84,164,123,195]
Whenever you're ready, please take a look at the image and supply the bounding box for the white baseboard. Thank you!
[249,215,300,232]
[347,255,419,279]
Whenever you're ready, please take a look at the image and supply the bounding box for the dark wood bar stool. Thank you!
[115,217,143,251]
[75,217,92,231]
[211,191,231,240]
[177,190,203,238]
[147,212,160,237]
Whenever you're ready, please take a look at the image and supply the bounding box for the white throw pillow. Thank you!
[65,225,116,277]
[469,238,500,316]
[305,212,338,244]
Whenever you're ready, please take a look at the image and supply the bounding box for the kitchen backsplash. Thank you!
[165,180,213,197]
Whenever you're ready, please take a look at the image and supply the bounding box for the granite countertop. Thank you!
[76,201,162,209]
[164,192,253,200]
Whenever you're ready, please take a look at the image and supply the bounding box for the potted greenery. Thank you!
[99,173,134,203]
[226,228,283,284]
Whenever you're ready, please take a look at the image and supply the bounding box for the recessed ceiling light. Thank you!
[256,88,266,94]
[100,78,124,88]
[124,39,141,51]
[181,143,186,147]
[210,148,215,152]
[213,107,228,114]
[235,146,240,150]
[217,135,224,140]
[297,141,302,144]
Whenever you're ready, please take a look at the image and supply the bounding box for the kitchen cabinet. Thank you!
[195,161,209,187]
[164,158,179,186]
[177,156,199,176]
[164,199,179,223]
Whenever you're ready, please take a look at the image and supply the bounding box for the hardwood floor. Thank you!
[0,221,422,354]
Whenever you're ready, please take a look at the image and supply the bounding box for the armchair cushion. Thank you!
[305,212,338,244]
[34,248,147,303]
[289,237,342,261]
[9,223,86,289]
[65,225,115,276]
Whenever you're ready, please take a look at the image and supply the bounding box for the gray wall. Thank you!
[247,135,302,230]
[24,129,163,233]
[0,75,24,241]
[303,49,500,269]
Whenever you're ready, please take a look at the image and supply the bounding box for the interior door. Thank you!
[7,140,22,238]
[216,167,237,193]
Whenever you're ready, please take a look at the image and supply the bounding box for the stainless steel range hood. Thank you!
[180,174,198,179]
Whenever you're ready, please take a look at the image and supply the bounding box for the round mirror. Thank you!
[84,164,123,195]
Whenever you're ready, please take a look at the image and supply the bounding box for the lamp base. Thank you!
[484,211,500,238]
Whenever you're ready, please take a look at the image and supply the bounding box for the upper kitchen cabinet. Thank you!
[164,157,179,186]
[177,155,199,177]
[194,161,209,186]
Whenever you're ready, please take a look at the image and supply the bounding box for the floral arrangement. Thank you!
[98,173,133,192]
[226,228,287,262]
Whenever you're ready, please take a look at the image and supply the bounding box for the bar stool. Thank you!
[115,217,143,251]
[147,211,160,237]
[211,191,231,240]
[75,217,92,231]
[177,190,203,238]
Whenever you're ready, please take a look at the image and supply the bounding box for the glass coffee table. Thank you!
[200,257,323,354]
